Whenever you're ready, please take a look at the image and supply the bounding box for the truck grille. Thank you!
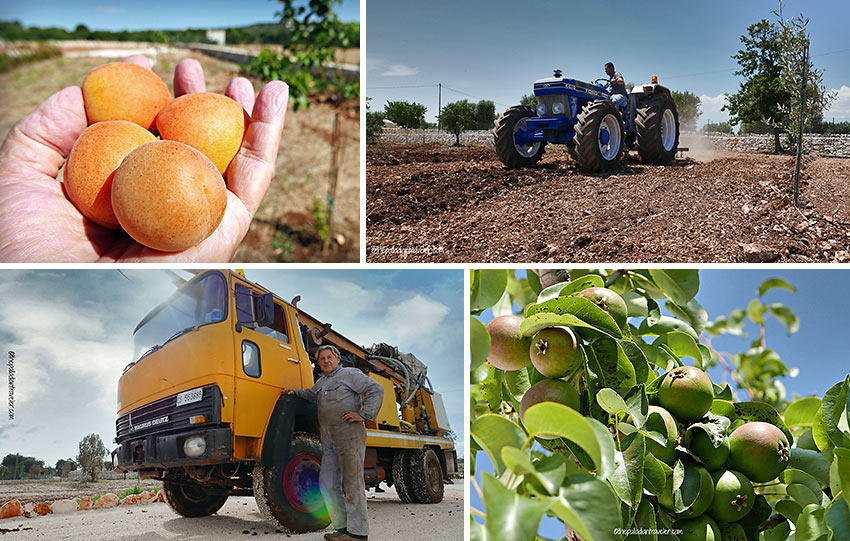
[116,385,222,442]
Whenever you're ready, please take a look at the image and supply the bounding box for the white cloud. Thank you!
[382,64,420,77]
[385,294,450,346]
[700,93,729,114]
[824,85,850,121]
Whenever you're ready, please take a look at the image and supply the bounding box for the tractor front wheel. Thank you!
[493,105,546,168]
[571,100,624,172]
[636,93,679,164]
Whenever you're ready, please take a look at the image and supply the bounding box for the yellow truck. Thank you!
[112,270,457,532]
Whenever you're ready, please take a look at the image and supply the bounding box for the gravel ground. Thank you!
[0,483,463,540]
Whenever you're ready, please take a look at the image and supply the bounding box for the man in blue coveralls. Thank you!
[604,62,628,111]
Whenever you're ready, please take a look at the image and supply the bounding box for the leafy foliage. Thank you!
[671,90,702,131]
[520,94,538,108]
[470,269,849,540]
[366,98,385,143]
[384,100,427,128]
[439,100,476,145]
[702,121,735,134]
[77,433,108,482]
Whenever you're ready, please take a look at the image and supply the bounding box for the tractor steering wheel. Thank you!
[594,78,610,88]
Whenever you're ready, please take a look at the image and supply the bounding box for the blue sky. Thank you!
[0,268,462,467]
[0,0,360,30]
[367,0,850,127]
[471,268,850,538]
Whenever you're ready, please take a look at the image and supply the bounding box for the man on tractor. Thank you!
[604,62,628,111]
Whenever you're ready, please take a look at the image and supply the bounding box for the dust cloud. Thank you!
[679,131,728,162]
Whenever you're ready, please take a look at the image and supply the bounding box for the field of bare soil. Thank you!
[0,41,359,262]
[0,478,160,506]
[366,142,850,263]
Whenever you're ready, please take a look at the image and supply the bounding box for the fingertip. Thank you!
[252,80,289,123]
[174,58,206,97]
[123,55,151,70]
[225,77,255,116]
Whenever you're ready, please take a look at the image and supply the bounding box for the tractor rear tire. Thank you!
[493,105,546,168]
[572,100,624,172]
[636,93,679,164]
[409,448,445,504]
[162,479,228,517]
[253,432,330,533]
[392,449,415,503]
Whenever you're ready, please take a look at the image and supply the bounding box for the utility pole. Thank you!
[437,83,442,130]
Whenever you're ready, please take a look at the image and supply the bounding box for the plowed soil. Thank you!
[365,143,850,263]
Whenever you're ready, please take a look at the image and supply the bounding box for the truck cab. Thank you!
[113,270,457,533]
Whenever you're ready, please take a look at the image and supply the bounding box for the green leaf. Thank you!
[647,269,700,306]
[596,388,628,415]
[535,275,603,303]
[775,498,803,523]
[812,405,834,457]
[586,417,617,482]
[758,277,797,297]
[526,453,568,496]
[769,303,800,335]
[834,448,850,515]
[821,377,850,448]
[710,399,736,420]
[619,340,650,386]
[552,473,622,541]
[665,297,708,336]
[482,473,551,541]
[785,397,822,429]
[638,316,699,341]
[526,270,542,295]
[787,483,821,507]
[588,338,637,392]
[788,448,832,487]
[471,362,489,384]
[623,384,649,430]
[501,446,535,475]
[470,269,508,311]
[747,298,766,326]
[795,503,829,541]
[732,401,794,443]
[609,433,645,509]
[632,498,658,541]
[470,317,491,371]
[526,297,622,338]
[652,331,702,365]
[826,496,850,541]
[713,382,734,401]
[523,403,604,473]
[519,311,618,340]
[642,452,670,496]
[470,414,526,476]
[622,291,649,318]
[782,469,825,503]
[492,289,513,317]
[503,368,531,402]
[684,413,732,448]
[480,364,503,413]
[762,518,791,541]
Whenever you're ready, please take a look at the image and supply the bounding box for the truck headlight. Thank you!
[536,103,546,116]
[553,102,564,115]
[183,436,206,457]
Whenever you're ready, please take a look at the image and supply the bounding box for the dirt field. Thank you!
[0,41,359,262]
[0,483,463,540]
[366,142,850,263]
[0,478,160,506]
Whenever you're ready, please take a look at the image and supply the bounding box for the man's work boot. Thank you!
[323,531,346,540]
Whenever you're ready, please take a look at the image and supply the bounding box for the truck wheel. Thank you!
[392,449,415,503]
[572,100,624,172]
[253,432,330,533]
[162,480,228,517]
[493,105,546,168]
[409,448,444,504]
[636,93,679,163]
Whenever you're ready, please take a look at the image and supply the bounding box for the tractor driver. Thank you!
[604,62,628,111]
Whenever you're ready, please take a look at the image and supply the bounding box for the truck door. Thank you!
[232,282,306,446]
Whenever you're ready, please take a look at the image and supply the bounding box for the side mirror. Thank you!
[255,293,275,327]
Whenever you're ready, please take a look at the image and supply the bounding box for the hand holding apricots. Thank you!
[0,55,289,262]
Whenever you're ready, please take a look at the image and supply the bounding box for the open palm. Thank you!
[0,56,288,262]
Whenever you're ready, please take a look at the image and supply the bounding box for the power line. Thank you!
[442,85,512,109]
[368,84,437,89]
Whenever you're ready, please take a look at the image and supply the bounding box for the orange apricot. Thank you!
[81,62,171,130]
[64,121,156,229]
[111,140,227,252]
[155,92,248,175]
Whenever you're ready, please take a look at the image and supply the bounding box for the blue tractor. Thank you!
[493,69,680,170]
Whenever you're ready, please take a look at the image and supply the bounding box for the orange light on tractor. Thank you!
[652,76,658,84]
[189,415,207,424]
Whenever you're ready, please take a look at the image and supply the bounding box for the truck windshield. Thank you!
[132,272,228,363]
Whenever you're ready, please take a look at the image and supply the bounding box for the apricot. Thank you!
[156,92,248,175]
[81,63,171,130]
[111,140,226,252]
[65,121,156,229]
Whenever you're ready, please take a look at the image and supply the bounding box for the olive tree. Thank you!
[77,433,108,482]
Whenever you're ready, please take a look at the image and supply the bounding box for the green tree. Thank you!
[724,19,788,152]
[519,93,537,108]
[473,100,497,130]
[671,90,702,131]
[384,100,426,129]
[702,121,734,134]
[365,97,384,143]
[77,433,107,482]
[438,100,476,146]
